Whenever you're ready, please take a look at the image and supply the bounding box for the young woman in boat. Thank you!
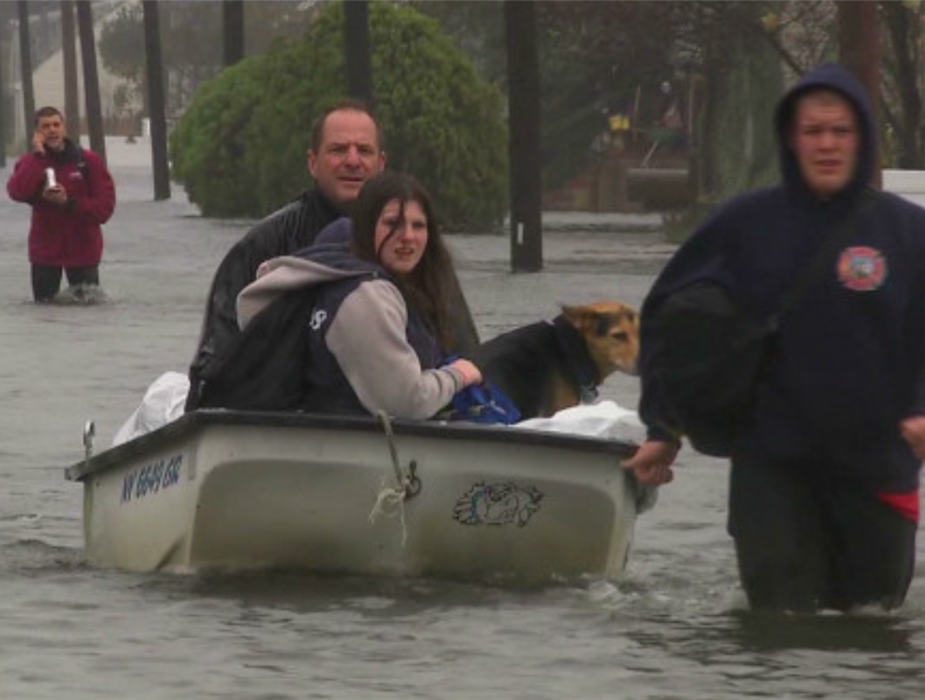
[235,171,482,418]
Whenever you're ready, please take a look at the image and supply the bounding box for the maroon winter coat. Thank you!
[7,139,116,267]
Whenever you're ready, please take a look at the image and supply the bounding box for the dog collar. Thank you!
[552,315,600,404]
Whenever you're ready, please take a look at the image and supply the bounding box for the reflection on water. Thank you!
[730,608,918,654]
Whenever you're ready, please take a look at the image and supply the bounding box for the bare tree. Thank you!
[880,1,924,168]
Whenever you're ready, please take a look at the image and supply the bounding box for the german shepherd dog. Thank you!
[470,301,640,420]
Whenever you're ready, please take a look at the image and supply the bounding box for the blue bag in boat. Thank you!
[446,382,522,425]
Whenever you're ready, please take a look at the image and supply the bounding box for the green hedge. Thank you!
[170,1,508,231]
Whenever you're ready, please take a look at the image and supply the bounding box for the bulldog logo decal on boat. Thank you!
[452,481,543,527]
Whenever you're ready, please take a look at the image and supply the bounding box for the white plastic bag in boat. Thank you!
[515,401,656,512]
[514,400,646,444]
[112,371,189,446]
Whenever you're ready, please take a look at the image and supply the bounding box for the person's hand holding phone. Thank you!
[42,186,67,205]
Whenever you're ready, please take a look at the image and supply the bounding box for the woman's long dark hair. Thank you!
[351,172,456,350]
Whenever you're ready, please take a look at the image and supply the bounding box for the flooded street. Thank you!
[1,141,923,699]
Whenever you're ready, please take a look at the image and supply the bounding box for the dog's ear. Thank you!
[560,303,582,324]
[560,303,601,335]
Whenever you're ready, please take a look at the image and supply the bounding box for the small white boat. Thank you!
[65,410,643,583]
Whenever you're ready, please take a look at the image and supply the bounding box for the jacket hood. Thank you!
[774,63,876,203]
[236,247,383,331]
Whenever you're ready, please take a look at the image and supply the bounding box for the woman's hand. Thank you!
[449,358,482,389]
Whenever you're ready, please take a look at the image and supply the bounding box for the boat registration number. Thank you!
[121,454,183,504]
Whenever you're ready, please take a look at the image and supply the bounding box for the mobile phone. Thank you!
[45,168,57,189]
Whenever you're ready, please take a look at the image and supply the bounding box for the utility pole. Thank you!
[344,0,373,104]
[17,1,35,140]
[223,0,245,68]
[837,1,880,187]
[504,0,542,272]
[0,67,4,165]
[60,1,80,131]
[143,1,169,200]
[0,3,10,165]
[76,0,105,163]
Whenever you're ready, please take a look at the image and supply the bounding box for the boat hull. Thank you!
[67,411,641,583]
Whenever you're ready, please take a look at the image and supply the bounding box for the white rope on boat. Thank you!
[379,409,405,486]
[368,476,410,546]
[368,410,418,546]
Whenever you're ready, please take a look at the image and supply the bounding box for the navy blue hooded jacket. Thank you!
[293,244,444,415]
[639,64,925,492]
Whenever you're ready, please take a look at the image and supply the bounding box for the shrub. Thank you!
[169,57,269,217]
[170,1,508,231]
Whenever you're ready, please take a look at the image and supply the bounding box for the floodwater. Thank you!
[1,144,923,699]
